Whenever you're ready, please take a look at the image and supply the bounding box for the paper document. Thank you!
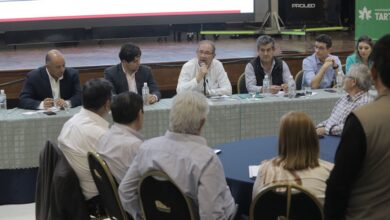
[249,165,259,179]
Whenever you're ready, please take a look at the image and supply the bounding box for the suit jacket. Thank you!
[19,66,82,110]
[36,141,90,220]
[104,64,161,99]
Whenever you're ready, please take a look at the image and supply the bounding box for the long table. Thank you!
[0,90,341,203]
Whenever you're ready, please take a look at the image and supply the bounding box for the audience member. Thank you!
[176,40,232,96]
[345,35,374,73]
[316,64,372,136]
[324,34,390,219]
[58,78,112,202]
[119,91,236,220]
[245,35,292,94]
[19,49,82,110]
[302,34,343,89]
[97,91,144,183]
[104,43,161,104]
[253,111,333,202]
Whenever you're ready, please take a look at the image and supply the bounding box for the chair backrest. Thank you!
[237,73,248,94]
[88,151,130,220]
[250,184,323,220]
[138,170,199,220]
[295,70,303,91]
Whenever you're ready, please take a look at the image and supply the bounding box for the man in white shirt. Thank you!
[97,91,144,183]
[119,91,236,220]
[19,49,82,110]
[58,78,112,202]
[176,40,232,96]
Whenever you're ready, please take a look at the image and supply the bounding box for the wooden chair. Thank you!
[250,183,323,220]
[237,73,248,94]
[295,70,303,91]
[88,152,130,220]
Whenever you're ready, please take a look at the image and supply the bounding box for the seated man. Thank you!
[119,91,236,220]
[176,40,232,96]
[97,91,144,183]
[19,49,82,110]
[104,43,161,104]
[245,35,292,94]
[302,34,343,89]
[316,64,372,136]
[58,78,112,202]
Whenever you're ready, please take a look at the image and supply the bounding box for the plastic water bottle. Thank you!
[142,82,150,105]
[288,76,296,99]
[262,75,270,97]
[336,70,344,93]
[0,89,7,118]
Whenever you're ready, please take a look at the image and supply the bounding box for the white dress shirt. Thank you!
[176,58,232,96]
[119,130,236,220]
[122,64,138,94]
[97,123,143,183]
[38,69,66,109]
[58,107,109,200]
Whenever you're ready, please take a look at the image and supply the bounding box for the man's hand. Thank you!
[43,98,54,110]
[316,127,326,136]
[148,95,158,104]
[281,83,288,92]
[196,62,208,83]
[54,98,67,108]
[269,85,281,94]
[324,57,335,69]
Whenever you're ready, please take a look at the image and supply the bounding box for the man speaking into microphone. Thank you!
[176,40,232,96]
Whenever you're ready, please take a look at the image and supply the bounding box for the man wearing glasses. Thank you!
[104,43,161,104]
[302,34,343,89]
[176,40,232,96]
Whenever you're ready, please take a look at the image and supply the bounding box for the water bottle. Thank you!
[0,89,7,118]
[142,82,150,105]
[336,70,344,93]
[262,75,270,97]
[288,76,296,99]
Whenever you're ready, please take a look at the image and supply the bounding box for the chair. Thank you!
[295,70,303,91]
[237,73,248,94]
[249,184,323,220]
[88,152,130,220]
[138,170,199,220]
[36,141,90,220]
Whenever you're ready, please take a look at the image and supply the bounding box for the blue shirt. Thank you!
[302,53,343,89]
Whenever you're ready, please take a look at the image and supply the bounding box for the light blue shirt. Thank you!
[345,53,373,74]
[302,53,343,89]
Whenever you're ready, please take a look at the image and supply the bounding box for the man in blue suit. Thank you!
[19,49,82,110]
[104,43,161,104]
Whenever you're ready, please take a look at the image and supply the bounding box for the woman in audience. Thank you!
[346,35,374,73]
[252,111,333,202]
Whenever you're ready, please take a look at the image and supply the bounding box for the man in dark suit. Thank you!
[104,43,161,104]
[19,49,82,110]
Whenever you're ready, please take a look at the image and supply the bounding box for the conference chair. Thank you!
[237,73,248,94]
[249,183,323,220]
[295,70,303,91]
[88,151,130,220]
[138,170,199,220]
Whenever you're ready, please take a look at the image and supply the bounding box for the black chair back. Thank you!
[250,184,323,220]
[88,151,130,220]
[237,73,248,94]
[295,70,303,91]
[138,170,199,220]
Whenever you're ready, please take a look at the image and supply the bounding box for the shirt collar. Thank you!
[112,123,144,140]
[260,58,275,72]
[46,68,63,82]
[121,63,136,76]
[79,107,110,128]
[347,90,366,102]
[165,130,207,146]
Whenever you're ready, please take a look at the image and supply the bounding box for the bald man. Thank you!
[19,50,82,110]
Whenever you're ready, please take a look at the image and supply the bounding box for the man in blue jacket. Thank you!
[19,49,82,110]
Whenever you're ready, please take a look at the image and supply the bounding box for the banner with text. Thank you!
[356,0,390,40]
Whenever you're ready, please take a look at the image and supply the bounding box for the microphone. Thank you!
[203,76,207,95]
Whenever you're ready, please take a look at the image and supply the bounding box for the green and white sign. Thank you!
[356,0,390,40]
